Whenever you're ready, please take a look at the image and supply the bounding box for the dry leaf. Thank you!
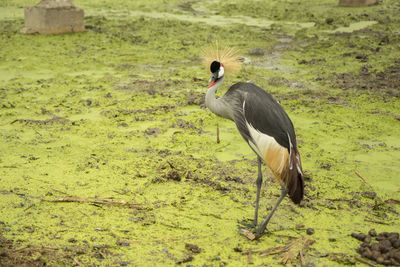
[239,229,256,240]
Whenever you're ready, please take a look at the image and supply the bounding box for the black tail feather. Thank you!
[287,149,304,204]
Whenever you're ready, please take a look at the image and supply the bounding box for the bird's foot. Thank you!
[237,218,257,230]
[253,227,271,240]
[238,227,270,241]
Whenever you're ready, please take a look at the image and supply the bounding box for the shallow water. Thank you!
[330,20,378,33]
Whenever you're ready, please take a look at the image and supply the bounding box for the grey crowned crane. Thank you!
[202,45,304,239]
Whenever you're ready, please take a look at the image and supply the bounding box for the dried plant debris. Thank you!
[242,236,314,266]
[185,243,202,254]
[42,196,147,209]
[352,229,400,265]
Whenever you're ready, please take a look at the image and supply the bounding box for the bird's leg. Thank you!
[238,157,263,229]
[254,185,288,239]
[252,157,263,227]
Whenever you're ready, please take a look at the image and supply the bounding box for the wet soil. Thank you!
[331,59,400,97]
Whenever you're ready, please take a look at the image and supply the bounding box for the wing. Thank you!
[224,82,304,204]
[225,82,297,151]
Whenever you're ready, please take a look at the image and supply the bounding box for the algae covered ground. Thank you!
[1,0,400,265]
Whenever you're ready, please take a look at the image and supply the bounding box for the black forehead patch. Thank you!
[210,61,220,73]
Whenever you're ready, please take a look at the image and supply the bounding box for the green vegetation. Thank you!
[1,0,399,265]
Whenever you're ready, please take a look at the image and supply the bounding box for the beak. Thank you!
[208,72,218,87]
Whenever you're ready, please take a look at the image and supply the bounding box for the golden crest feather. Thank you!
[201,41,242,74]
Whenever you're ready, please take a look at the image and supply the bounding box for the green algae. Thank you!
[330,20,378,33]
[90,10,316,30]
[1,0,400,265]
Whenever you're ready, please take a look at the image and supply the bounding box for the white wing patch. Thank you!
[246,122,287,172]
[243,100,288,176]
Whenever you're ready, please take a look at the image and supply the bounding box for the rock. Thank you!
[371,243,380,251]
[393,251,400,261]
[392,258,400,266]
[379,239,392,253]
[376,256,384,264]
[371,250,381,261]
[351,233,367,241]
[362,248,372,259]
[364,235,372,243]
[389,232,399,240]
[355,230,400,265]
[376,233,387,241]
[118,241,130,247]
[326,18,334,24]
[185,243,201,254]
[249,48,265,56]
[21,0,85,34]
[306,228,315,235]
[368,229,377,237]
[233,247,242,252]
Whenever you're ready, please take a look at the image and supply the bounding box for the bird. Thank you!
[202,43,304,239]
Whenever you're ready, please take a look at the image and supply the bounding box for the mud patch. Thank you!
[352,230,400,265]
[114,79,173,95]
[331,60,400,96]
[144,127,161,136]
[10,116,69,125]
[0,233,118,266]
[185,91,205,107]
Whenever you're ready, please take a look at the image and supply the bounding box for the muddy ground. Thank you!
[1,0,400,266]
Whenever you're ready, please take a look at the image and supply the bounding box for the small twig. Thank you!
[115,235,202,245]
[247,250,253,265]
[355,171,374,189]
[259,245,288,257]
[300,251,305,267]
[51,188,68,195]
[354,256,376,267]
[78,210,89,217]
[74,257,84,267]
[42,196,144,209]
[99,251,107,259]
[24,204,35,211]
[15,245,58,252]
[355,171,385,203]
[364,218,390,225]
[215,144,229,152]
[166,160,175,169]
[385,198,400,205]
[216,123,220,143]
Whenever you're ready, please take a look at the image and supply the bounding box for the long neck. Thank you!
[205,76,233,120]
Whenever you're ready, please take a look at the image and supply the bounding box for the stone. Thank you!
[21,0,84,34]
[249,48,265,56]
[338,0,379,7]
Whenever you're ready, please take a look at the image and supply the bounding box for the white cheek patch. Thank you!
[218,67,224,78]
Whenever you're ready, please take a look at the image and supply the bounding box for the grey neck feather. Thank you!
[205,76,234,120]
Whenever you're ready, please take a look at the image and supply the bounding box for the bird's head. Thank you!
[209,61,224,87]
[201,41,242,87]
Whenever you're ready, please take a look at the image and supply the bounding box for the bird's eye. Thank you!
[218,66,225,78]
